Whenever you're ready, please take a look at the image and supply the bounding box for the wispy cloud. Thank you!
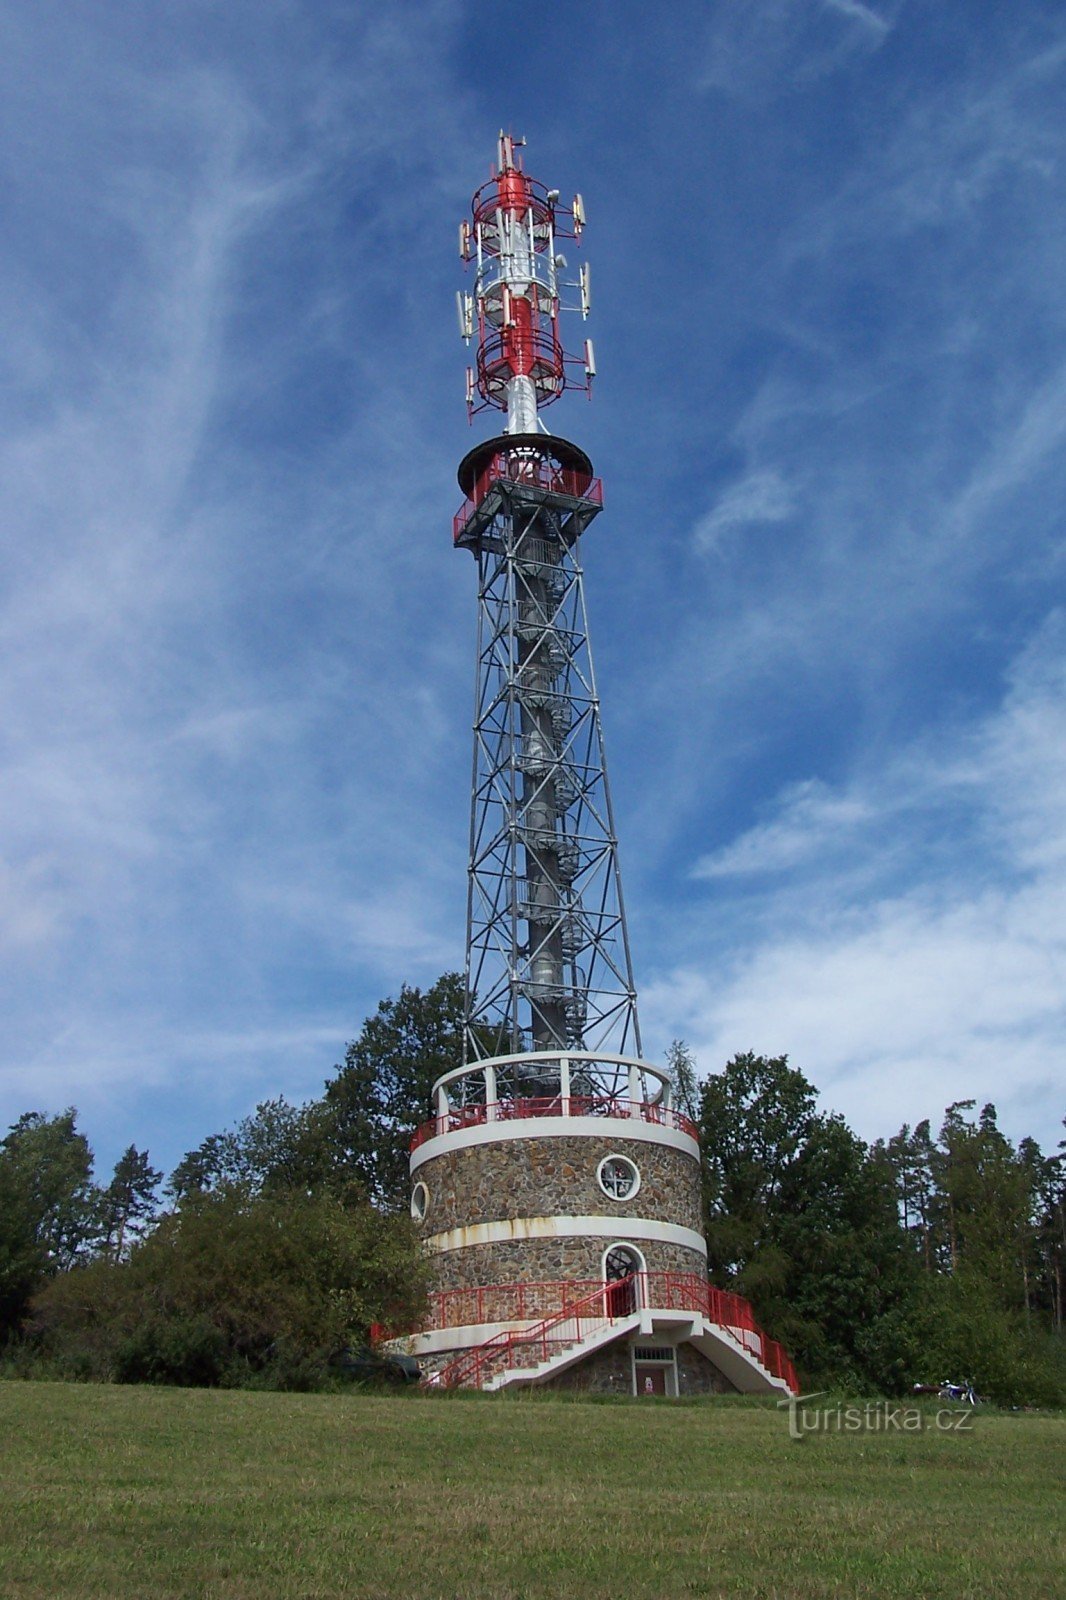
[643,615,1066,1149]
[697,0,899,97]
[821,0,892,38]
[0,3,477,1172]
[692,468,797,553]
[1,0,1062,1182]
[692,779,873,878]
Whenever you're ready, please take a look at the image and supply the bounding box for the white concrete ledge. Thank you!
[393,1320,540,1357]
[423,1214,708,1257]
[411,1114,699,1172]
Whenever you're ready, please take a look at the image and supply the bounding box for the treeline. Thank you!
[675,1047,1064,1403]
[0,977,464,1388]
[1,972,1063,1401]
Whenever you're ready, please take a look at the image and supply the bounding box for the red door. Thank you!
[607,1278,636,1318]
[636,1365,668,1396]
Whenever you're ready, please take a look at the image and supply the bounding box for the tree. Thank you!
[664,1040,701,1125]
[168,1098,336,1204]
[30,1187,429,1387]
[934,1101,1045,1312]
[1032,1122,1065,1331]
[101,1147,162,1260]
[698,1052,917,1390]
[0,1110,100,1337]
[879,1119,940,1271]
[321,972,465,1210]
[699,1051,819,1277]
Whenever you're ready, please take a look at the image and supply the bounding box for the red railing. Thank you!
[422,1271,799,1394]
[411,1094,699,1152]
[422,1278,604,1332]
[638,1273,799,1393]
[453,453,603,543]
[432,1277,616,1391]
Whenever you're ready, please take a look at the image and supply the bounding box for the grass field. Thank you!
[0,1383,1061,1599]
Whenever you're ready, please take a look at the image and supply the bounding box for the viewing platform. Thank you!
[410,1051,699,1154]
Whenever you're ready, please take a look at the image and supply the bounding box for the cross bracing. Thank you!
[461,475,640,1070]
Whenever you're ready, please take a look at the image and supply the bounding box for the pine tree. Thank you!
[102,1146,162,1260]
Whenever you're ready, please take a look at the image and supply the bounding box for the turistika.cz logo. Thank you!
[778,1392,976,1440]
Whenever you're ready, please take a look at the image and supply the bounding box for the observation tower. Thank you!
[400,136,796,1397]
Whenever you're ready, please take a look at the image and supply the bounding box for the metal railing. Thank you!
[422,1271,799,1394]
[431,1277,615,1391]
[454,454,603,543]
[410,1094,699,1151]
[420,1277,604,1332]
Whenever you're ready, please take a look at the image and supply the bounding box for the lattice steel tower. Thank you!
[387,135,798,1401]
[454,133,639,1077]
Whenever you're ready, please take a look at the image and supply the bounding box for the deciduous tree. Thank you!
[0,1110,100,1337]
[321,972,465,1210]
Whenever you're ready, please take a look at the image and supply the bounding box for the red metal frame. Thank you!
[453,449,602,543]
[469,174,564,244]
[431,1276,614,1391]
[410,1093,698,1152]
[426,1271,799,1394]
[462,143,589,419]
[476,325,565,407]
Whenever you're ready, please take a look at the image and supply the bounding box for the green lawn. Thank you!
[0,1383,1061,1599]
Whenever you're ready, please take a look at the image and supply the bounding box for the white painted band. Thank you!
[394,1321,540,1357]
[423,1214,708,1257]
[411,1114,699,1173]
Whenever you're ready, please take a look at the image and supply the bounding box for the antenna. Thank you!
[459,136,593,429]
[452,137,637,1060]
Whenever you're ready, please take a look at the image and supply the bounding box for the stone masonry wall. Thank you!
[542,1339,632,1394]
[542,1338,735,1396]
[676,1342,737,1395]
[429,1235,707,1298]
[415,1132,701,1237]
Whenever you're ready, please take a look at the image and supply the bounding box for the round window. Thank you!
[597,1154,640,1202]
[410,1182,429,1222]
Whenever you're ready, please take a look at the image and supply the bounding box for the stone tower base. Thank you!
[540,1335,737,1397]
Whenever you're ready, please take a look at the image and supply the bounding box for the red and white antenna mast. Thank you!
[458,131,593,432]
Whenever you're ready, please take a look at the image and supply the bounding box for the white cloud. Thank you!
[698,0,897,98]
[780,34,1065,256]
[692,779,873,877]
[821,0,891,38]
[692,469,797,553]
[644,615,1066,1151]
[946,362,1066,543]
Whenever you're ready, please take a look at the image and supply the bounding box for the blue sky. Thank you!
[2,0,1064,1183]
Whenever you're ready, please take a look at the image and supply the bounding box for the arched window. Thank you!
[603,1243,644,1318]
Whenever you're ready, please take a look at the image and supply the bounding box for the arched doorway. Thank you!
[603,1243,644,1318]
